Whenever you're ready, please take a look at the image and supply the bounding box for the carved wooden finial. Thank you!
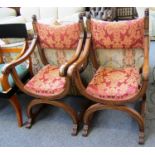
[79,13,84,21]
[86,13,91,19]
[145,8,149,17]
[144,8,149,32]
[78,12,85,32]
[32,14,37,22]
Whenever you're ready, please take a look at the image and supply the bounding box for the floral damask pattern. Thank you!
[43,49,75,66]
[90,18,144,49]
[30,47,44,74]
[86,67,141,100]
[24,65,66,97]
[95,49,124,68]
[95,48,144,69]
[55,50,67,66]
[123,49,135,67]
[35,22,81,49]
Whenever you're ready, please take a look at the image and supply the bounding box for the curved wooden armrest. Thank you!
[2,35,38,75]
[142,36,149,81]
[142,59,149,81]
[59,33,84,77]
[67,33,91,78]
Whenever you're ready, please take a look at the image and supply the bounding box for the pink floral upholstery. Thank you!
[90,18,144,49]
[86,67,141,100]
[35,22,81,49]
[24,65,66,97]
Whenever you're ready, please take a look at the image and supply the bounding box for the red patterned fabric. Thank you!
[86,67,141,100]
[24,65,66,96]
[90,18,144,49]
[35,22,81,49]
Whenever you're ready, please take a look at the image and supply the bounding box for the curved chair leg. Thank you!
[78,101,93,123]
[138,94,146,144]
[141,94,146,117]
[25,104,46,129]
[82,103,144,144]
[82,103,99,137]
[26,99,79,136]
[9,95,23,127]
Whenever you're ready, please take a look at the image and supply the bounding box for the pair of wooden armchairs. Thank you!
[0,8,149,144]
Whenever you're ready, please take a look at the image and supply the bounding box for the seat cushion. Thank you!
[0,63,28,92]
[86,67,141,101]
[24,65,66,97]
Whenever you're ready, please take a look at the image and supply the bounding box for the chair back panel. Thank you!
[44,49,75,66]
[30,47,76,73]
[88,17,145,70]
[31,48,72,74]
[30,47,44,74]
[90,18,144,49]
[95,48,144,69]
[31,18,83,68]
[35,22,81,49]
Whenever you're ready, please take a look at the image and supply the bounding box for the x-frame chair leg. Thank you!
[82,103,145,144]
[26,99,79,136]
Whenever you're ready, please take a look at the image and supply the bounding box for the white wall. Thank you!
[150,8,155,37]
[136,7,146,18]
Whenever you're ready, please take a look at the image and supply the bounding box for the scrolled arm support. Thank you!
[59,33,84,77]
[67,33,91,78]
[142,36,149,81]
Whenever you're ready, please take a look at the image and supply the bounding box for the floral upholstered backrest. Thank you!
[31,22,81,70]
[35,22,81,49]
[91,18,144,49]
[90,18,145,69]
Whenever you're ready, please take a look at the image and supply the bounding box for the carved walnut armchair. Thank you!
[68,9,149,144]
[0,23,34,127]
[3,15,84,135]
